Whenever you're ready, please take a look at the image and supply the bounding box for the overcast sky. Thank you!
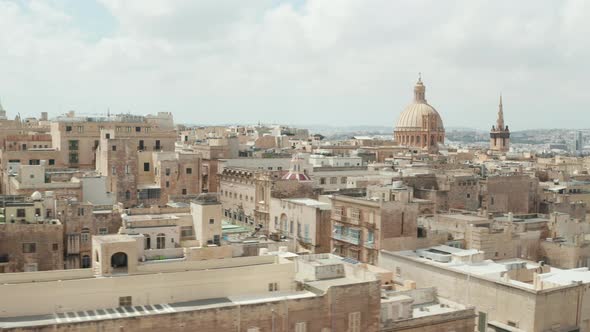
[0,0,588,130]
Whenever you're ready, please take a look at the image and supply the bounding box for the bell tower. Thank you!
[490,95,510,152]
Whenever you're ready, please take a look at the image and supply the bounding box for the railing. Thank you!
[333,215,360,225]
[333,233,360,245]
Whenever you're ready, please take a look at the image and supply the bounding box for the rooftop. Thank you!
[283,198,331,210]
[386,245,590,292]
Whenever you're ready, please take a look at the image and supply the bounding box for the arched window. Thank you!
[156,233,166,249]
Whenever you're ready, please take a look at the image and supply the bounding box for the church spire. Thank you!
[496,94,504,130]
[414,73,426,103]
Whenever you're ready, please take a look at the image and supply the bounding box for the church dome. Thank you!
[396,103,443,131]
[395,77,444,132]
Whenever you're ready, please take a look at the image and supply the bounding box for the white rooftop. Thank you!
[284,198,331,210]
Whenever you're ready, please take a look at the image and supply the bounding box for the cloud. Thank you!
[0,0,588,129]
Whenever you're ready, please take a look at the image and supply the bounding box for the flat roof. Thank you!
[0,289,321,329]
[390,246,590,291]
[283,198,331,210]
[93,234,140,243]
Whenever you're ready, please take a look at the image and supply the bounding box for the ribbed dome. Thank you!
[395,103,443,131]
[395,77,444,132]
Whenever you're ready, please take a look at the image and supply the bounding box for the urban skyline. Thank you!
[1,0,589,129]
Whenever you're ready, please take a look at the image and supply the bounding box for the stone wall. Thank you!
[3,281,381,332]
[0,223,63,272]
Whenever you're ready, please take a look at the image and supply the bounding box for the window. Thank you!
[99,227,108,235]
[17,209,25,218]
[135,126,141,132]
[156,233,166,249]
[166,181,170,188]
[268,282,279,292]
[24,263,38,272]
[348,312,361,332]
[144,162,150,172]
[112,145,116,151]
[52,243,59,251]
[111,166,116,175]
[69,152,79,164]
[138,139,144,150]
[119,296,132,307]
[186,167,192,174]
[209,218,215,225]
[68,140,79,150]
[295,322,307,332]
[35,208,41,217]
[48,159,55,165]
[182,188,187,195]
[467,193,471,198]
[105,133,110,139]
[81,228,90,243]
[341,177,347,184]
[155,140,161,149]
[81,255,91,268]
[320,177,326,185]
[78,207,85,216]
[144,235,151,249]
[65,125,72,132]
[330,177,337,184]
[165,168,170,176]
[22,243,36,253]
[180,226,193,238]
[125,191,131,200]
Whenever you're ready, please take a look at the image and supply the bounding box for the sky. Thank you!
[0,0,588,130]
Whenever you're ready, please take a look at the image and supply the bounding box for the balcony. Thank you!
[364,242,375,249]
[332,215,360,226]
[333,233,360,245]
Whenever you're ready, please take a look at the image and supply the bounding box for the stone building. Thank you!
[0,194,63,272]
[50,112,176,169]
[393,76,445,153]
[0,246,381,332]
[481,174,540,214]
[96,133,201,207]
[489,95,510,152]
[330,193,419,265]
[57,200,122,269]
[403,172,480,212]
[269,197,331,253]
[379,245,590,332]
